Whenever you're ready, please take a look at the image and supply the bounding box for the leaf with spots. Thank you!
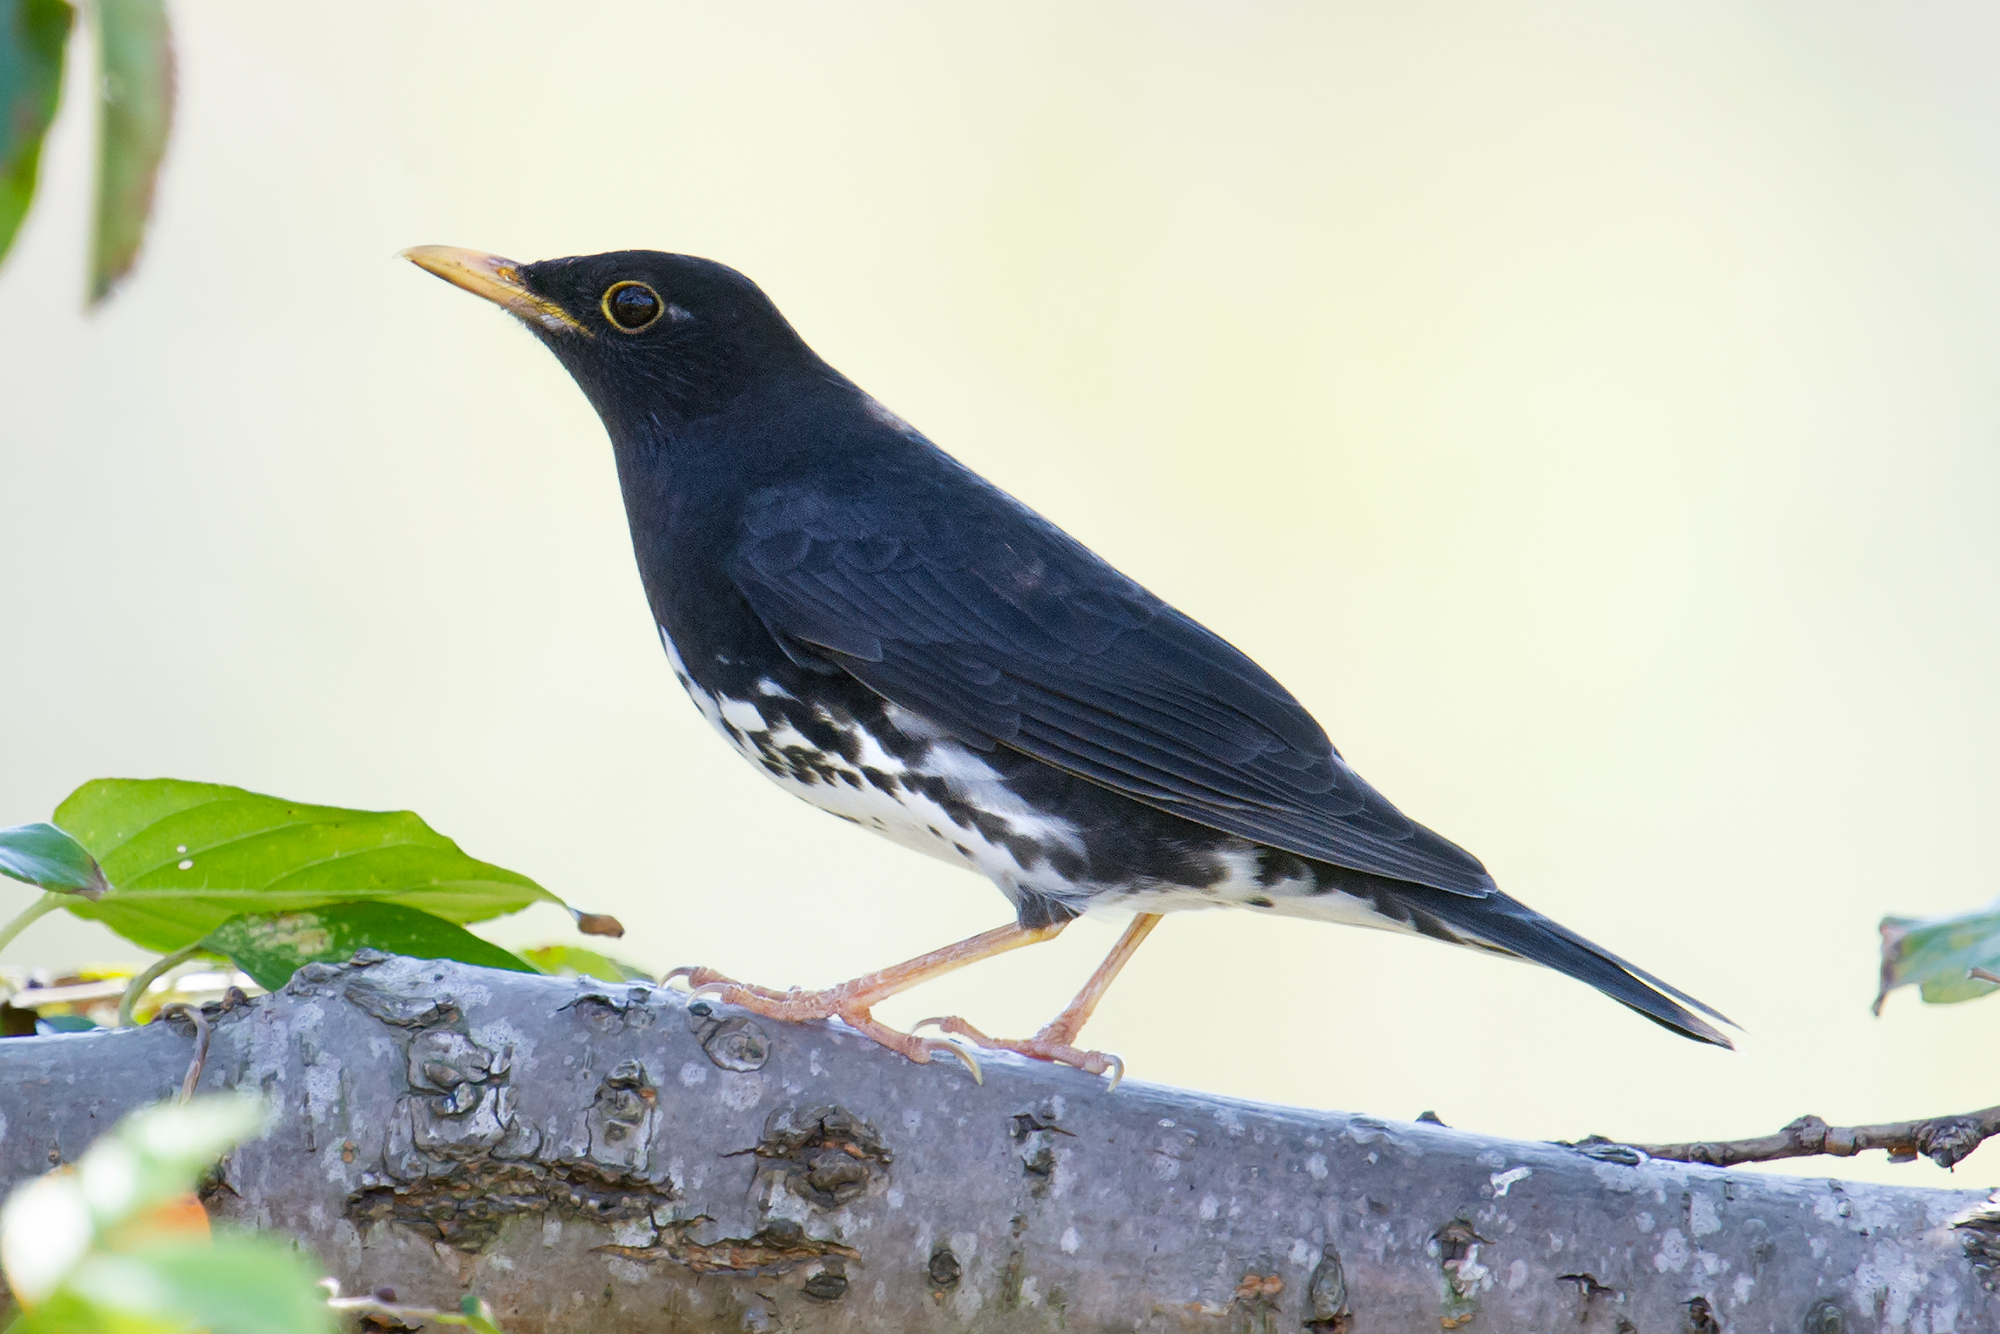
[205,901,536,991]
[52,778,564,953]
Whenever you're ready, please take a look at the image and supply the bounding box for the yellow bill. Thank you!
[400,245,590,336]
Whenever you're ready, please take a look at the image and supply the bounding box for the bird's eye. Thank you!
[602,281,664,332]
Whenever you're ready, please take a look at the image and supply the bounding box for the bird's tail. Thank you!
[1285,869,1736,1047]
[1427,888,1735,1047]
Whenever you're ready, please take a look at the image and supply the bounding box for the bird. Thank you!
[404,244,1734,1083]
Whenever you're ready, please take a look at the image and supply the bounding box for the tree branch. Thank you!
[2,953,1995,1332]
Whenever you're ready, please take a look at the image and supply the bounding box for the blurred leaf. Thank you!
[88,0,171,305]
[1875,900,2000,1012]
[99,1192,209,1253]
[457,1294,507,1334]
[208,901,535,991]
[54,778,562,954]
[57,1236,332,1334]
[0,822,107,897]
[522,943,648,982]
[2,1096,264,1308]
[1,1168,92,1306]
[0,0,71,265]
[36,1014,98,1033]
[79,1097,266,1228]
[2,1286,133,1334]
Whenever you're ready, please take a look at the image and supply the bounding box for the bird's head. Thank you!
[402,246,823,435]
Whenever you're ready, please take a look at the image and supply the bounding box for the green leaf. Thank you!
[63,1237,332,1334]
[36,1014,97,1033]
[457,1294,508,1334]
[0,1096,265,1309]
[89,0,171,304]
[0,0,71,267]
[1875,900,2000,1012]
[3,1286,182,1334]
[522,943,649,982]
[87,1096,268,1226]
[54,778,561,954]
[207,901,536,991]
[0,823,107,897]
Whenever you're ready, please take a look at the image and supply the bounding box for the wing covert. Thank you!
[731,486,1495,897]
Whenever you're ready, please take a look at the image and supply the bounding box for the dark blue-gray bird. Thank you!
[405,245,1733,1082]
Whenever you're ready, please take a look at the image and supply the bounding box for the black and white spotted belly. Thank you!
[656,625,1486,946]
[658,626,1095,906]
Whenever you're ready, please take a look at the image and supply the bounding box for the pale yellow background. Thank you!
[3,3,1997,1189]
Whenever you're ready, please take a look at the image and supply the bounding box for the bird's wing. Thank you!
[730,482,1495,896]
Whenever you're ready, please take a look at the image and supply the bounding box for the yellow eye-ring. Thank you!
[602,281,664,332]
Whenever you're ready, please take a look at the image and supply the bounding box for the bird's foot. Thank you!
[662,967,983,1082]
[914,1016,1126,1090]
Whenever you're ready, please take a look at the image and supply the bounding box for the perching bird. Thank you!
[405,245,1734,1081]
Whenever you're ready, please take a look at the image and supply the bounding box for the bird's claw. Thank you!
[913,1016,1126,1090]
[916,1036,984,1084]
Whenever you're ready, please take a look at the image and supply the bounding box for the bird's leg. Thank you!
[1030,912,1163,1047]
[662,921,1068,1075]
[919,912,1163,1085]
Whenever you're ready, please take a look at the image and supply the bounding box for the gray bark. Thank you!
[1,952,1994,1333]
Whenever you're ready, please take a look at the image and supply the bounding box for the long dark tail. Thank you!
[1338,871,1736,1047]
[1431,888,1734,1046]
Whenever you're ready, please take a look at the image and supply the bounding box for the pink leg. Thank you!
[920,912,1163,1085]
[662,920,1069,1077]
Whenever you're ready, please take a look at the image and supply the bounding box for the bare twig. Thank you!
[156,1002,211,1104]
[1631,965,2000,1170]
[1616,1106,2000,1170]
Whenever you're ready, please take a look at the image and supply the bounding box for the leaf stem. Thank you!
[322,1288,506,1334]
[0,891,65,957]
[116,941,208,1028]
